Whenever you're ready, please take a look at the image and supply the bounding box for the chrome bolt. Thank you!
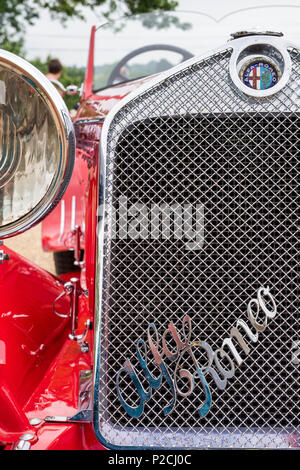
[0,250,9,263]
[19,433,35,441]
[29,418,42,426]
[80,341,90,353]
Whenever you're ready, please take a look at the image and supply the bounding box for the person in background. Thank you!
[46,59,65,96]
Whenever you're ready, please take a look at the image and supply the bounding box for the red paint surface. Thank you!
[0,248,69,442]
[76,75,155,120]
[42,148,89,253]
[0,248,104,449]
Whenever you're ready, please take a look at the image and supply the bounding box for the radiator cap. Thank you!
[229,34,291,98]
[231,31,283,40]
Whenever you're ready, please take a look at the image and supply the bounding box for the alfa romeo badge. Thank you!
[240,57,281,90]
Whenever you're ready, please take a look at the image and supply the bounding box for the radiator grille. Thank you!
[95,48,299,448]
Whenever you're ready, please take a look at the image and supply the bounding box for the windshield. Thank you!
[93,6,300,92]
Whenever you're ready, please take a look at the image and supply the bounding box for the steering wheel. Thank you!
[107,44,194,86]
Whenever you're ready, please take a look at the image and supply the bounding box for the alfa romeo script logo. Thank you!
[116,287,277,419]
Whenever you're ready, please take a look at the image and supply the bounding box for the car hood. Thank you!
[75,75,158,121]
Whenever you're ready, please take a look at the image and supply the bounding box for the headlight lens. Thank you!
[0,50,75,238]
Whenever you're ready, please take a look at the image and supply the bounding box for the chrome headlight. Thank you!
[0,50,75,238]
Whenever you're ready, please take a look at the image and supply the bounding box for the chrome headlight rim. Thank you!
[0,49,75,239]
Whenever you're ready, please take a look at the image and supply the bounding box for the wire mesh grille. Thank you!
[96,47,299,448]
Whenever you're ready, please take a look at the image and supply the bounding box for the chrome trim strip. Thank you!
[73,118,105,126]
[58,200,65,243]
[71,195,76,231]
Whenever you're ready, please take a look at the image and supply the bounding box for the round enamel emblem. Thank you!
[242,59,279,90]
[230,39,291,98]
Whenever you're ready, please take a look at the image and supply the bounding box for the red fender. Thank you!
[0,247,70,443]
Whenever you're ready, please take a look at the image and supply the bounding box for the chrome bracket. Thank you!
[0,240,9,264]
[63,225,84,268]
[53,277,91,348]
[44,410,92,424]
[11,433,35,450]
[72,225,84,267]
[45,370,92,424]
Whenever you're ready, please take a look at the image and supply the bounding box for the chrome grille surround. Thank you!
[93,36,299,449]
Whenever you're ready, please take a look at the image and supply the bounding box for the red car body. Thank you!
[0,25,137,451]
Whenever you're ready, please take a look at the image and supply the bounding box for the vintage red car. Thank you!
[0,7,299,450]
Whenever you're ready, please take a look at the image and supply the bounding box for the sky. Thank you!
[24,1,300,67]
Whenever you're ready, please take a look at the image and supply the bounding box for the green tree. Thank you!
[0,1,38,54]
[0,0,178,53]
